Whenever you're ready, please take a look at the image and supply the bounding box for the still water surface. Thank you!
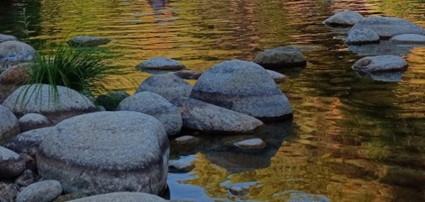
[1,0,424,201]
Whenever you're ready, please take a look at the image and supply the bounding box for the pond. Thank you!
[1,0,424,201]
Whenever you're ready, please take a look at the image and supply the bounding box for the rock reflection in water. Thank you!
[348,40,424,56]
[355,70,405,82]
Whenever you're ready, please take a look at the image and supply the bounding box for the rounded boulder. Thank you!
[37,111,169,195]
[136,73,192,101]
[323,10,364,26]
[352,55,408,72]
[0,34,18,43]
[190,60,292,120]
[15,180,63,202]
[346,28,380,44]
[0,41,36,73]
[0,146,25,179]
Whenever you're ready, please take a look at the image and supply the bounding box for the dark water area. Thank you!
[1,0,425,201]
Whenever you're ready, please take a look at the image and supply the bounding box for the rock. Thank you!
[68,36,111,47]
[136,73,192,101]
[190,60,293,120]
[15,169,35,187]
[95,91,130,111]
[346,28,380,44]
[117,91,182,136]
[168,158,195,173]
[174,69,203,80]
[234,138,266,150]
[5,127,53,156]
[173,98,263,133]
[173,135,200,145]
[323,10,364,26]
[347,40,415,56]
[0,146,25,179]
[20,153,37,172]
[0,182,19,202]
[3,84,96,123]
[0,63,31,102]
[254,46,306,68]
[228,186,248,196]
[352,55,408,72]
[67,192,168,202]
[355,71,405,82]
[16,180,63,202]
[37,111,169,195]
[348,16,425,39]
[52,193,87,202]
[390,34,425,44]
[266,70,286,83]
[0,105,20,144]
[136,57,185,71]
[18,113,52,132]
[0,34,18,43]
[287,192,330,202]
[0,41,36,73]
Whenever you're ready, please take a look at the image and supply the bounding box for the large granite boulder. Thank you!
[346,28,380,44]
[0,63,31,102]
[323,10,364,26]
[117,91,182,136]
[0,146,25,179]
[3,84,96,123]
[68,36,110,47]
[352,55,408,72]
[348,17,425,39]
[136,57,185,71]
[173,98,263,133]
[254,46,306,68]
[136,73,192,101]
[0,41,36,73]
[190,60,292,120]
[5,127,53,155]
[390,34,425,44]
[37,111,169,195]
[67,192,168,202]
[0,105,20,144]
[15,180,63,202]
[0,34,18,43]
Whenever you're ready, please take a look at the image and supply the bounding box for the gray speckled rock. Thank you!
[67,192,168,202]
[287,192,330,202]
[136,73,192,101]
[136,57,185,71]
[18,113,52,132]
[5,127,53,155]
[352,55,408,72]
[3,84,96,123]
[0,105,20,144]
[266,70,286,83]
[174,69,203,80]
[190,60,293,120]
[117,91,182,136]
[0,63,31,102]
[37,111,169,195]
[390,34,425,44]
[349,17,425,39]
[234,138,266,150]
[0,34,18,43]
[0,41,36,73]
[173,98,263,133]
[323,10,364,26]
[254,46,306,68]
[15,169,35,187]
[0,146,25,179]
[16,180,63,202]
[68,36,110,47]
[0,182,19,202]
[346,28,380,44]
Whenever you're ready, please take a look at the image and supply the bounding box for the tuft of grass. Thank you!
[28,44,125,97]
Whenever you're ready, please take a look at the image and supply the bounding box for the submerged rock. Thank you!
[346,28,380,44]
[323,10,364,26]
[191,60,292,120]
[68,36,110,47]
[0,41,36,73]
[0,105,20,144]
[254,46,306,68]
[136,73,192,101]
[117,91,182,136]
[347,40,415,56]
[16,180,63,202]
[173,98,263,133]
[67,192,168,202]
[173,135,200,145]
[37,111,169,195]
[234,138,266,150]
[18,113,52,132]
[352,55,408,72]
[0,146,25,179]
[3,84,96,123]
[0,34,18,43]
[390,34,425,44]
[136,56,185,71]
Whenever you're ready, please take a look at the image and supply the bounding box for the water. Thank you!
[1,0,425,201]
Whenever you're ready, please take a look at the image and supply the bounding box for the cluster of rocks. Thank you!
[323,10,425,82]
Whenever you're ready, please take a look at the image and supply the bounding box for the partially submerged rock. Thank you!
[254,46,306,68]
[37,111,169,195]
[191,60,292,120]
[0,105,20,144]
[323,10,364,26]
[390,34,425,44]
[117,91,182,136]
[173,98,263,133]
[3,84,96,123]
[352,55,408,72]
[68,36,111,47]
[15,180,63,202]
[136,73,192,101]
[136,57,186,71]
[346,28,380,44]
[233,138,266,150]
[67,192,168,202]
